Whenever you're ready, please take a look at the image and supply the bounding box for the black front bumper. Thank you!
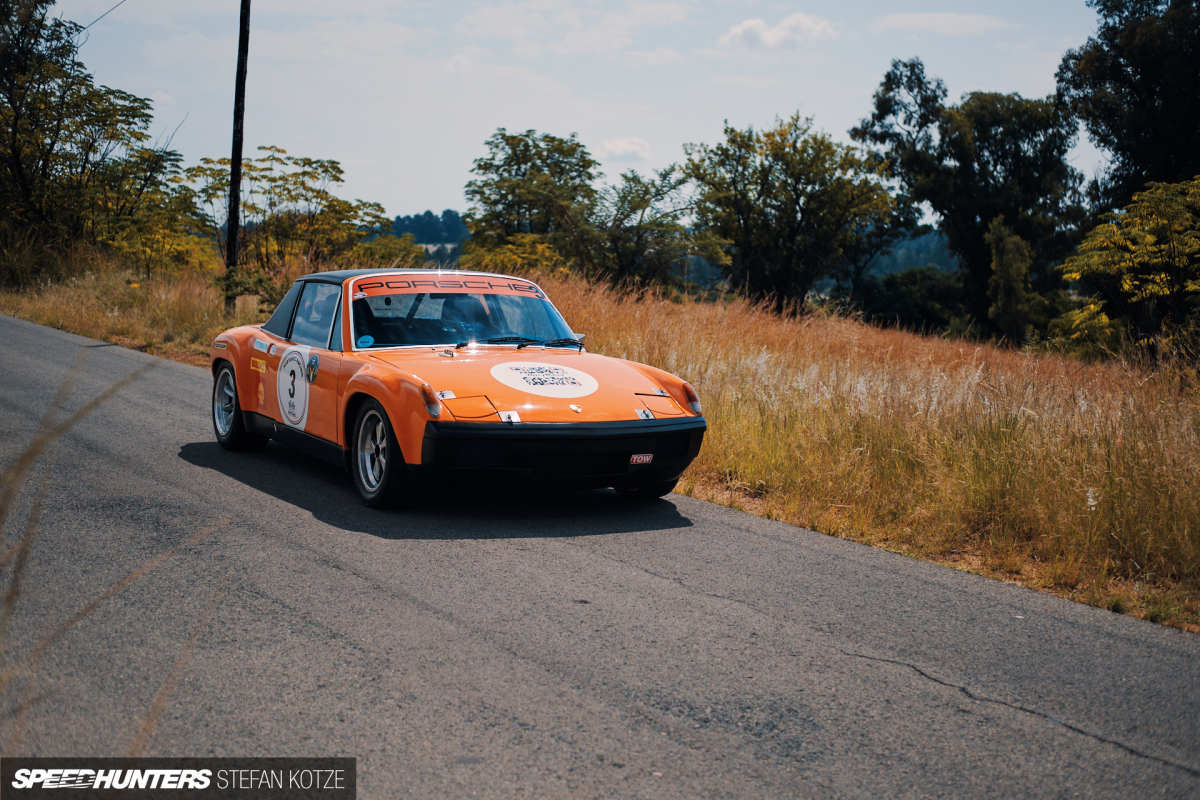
[419,416,706,488]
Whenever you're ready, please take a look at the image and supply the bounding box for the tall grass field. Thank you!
[3,263,1197,629]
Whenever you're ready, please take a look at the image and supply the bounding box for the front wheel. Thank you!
[212,362,267,451]
[351,399,410,507]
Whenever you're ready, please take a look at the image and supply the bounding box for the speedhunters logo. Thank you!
[2,758,355,799]
[11,768,210,790]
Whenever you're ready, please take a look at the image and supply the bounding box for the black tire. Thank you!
[212,362,268,451]
[617,478,678,501]
[350,398,409,507]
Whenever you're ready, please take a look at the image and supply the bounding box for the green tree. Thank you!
[985,216,1044,343]
[464,128,599,255]
[0,0,182,280]
[1057,1,1200,209]
[1061,176,1200,341]
[591,166,726,286]
[184,146,391,298]
[686,114,900,308]
[853,58,1084,328]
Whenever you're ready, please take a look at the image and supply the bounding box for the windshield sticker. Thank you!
[490,362,599,399]
[276,345,312,429]
[356,335,374,348]
[352,276,544,298]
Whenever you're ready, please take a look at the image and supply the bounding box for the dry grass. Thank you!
[2,264,1197,629]
[0,263,261,367]
[538,275,1200,630]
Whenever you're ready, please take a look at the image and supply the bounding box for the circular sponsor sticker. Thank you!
[490,361,599,399]
[276,346,311,428]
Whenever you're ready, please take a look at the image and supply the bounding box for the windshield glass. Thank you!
[350,288,573,349]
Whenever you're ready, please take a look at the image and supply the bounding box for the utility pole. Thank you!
[223,0,251,315]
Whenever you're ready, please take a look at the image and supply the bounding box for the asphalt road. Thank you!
[1,314,1198,799]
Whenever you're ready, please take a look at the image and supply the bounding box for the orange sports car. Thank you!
[210,269,706,506]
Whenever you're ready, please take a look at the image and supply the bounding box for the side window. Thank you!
[290,282,341,348]
[262,281,302,337]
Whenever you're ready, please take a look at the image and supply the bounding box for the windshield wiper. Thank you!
[541,337,585,350]
[486,336,542,345]
[456,336,542,349]
[514,337,585,350]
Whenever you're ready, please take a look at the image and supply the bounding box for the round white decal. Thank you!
[490,361,599,399]
[276,345,311,428]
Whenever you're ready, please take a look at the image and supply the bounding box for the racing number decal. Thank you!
[276,345,312,429]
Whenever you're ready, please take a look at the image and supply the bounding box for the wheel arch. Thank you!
[343,390,406,463]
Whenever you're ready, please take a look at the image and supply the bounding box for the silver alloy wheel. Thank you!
[356,408,388,492]
[213,367,237,437]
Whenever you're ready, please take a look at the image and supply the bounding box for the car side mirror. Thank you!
[572,332,586,343]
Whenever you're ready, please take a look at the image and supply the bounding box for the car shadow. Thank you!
[178,441,695,540]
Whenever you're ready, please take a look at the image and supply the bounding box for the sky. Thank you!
[55,0,1105,217]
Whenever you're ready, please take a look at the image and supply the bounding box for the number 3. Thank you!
[288,369,296,398]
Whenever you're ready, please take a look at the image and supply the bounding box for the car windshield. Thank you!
[351,290,574,349]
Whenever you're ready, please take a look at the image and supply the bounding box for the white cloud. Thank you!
[871,13,1014,36]
[600,137,651,161]
[718,13,836,49]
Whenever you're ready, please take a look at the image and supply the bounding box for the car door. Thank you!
[269,280,344,444]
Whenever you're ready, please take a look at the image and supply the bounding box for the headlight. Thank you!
[682,382,702,414]
[419,382,442,418]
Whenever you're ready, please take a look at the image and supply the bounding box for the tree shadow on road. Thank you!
[178,441,695,539]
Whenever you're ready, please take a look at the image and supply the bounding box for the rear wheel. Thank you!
[351,399,409,507]
[212,362,267,450]
[618,478,678,501]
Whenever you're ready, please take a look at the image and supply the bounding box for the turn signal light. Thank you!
[420,382,442,418]
[682,382,702,414]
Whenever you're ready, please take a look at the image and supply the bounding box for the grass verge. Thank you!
[3,263,1197,631]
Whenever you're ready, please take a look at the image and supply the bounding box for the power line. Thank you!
[82,0,131,31]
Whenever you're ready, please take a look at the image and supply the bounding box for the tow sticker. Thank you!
[276,345,312,429]
[490,361,599,399]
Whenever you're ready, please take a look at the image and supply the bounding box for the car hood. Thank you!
[364,347,687,423]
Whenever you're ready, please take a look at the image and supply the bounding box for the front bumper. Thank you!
[419,416,706,488]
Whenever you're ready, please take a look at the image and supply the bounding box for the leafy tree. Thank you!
[1057,0,1200,209]
[392,209,470,244]
[458,233,573,278]
[686,114,900,308]
[184,146,391,298]
[440,209,469,243]
[0,0,182,281]
[464,128,599,254]
[986,216,1045,343]
[349,231,426,268]
[464,130,717,286]
[590,166,726,286]
[1060,175,1200,341]
[853,58,1084,328]
[857,266,968,333]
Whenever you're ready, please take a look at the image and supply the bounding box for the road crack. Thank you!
[842,649,1200,778]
